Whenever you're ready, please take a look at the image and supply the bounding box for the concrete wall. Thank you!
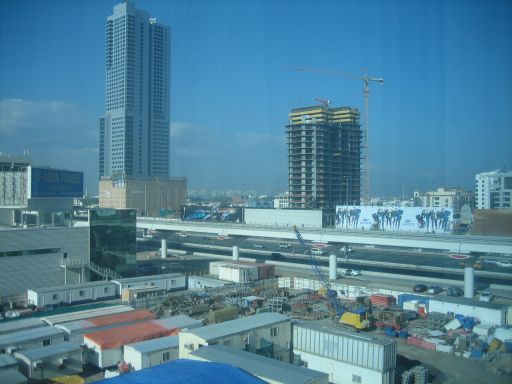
[428,299,506,326]
[244,208,323,229]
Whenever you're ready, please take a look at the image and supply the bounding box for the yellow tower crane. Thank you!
[287,65,384,203]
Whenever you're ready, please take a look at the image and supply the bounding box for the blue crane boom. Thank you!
[292,226,343,315]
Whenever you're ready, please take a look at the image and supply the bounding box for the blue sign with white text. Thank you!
[30,167,83,198]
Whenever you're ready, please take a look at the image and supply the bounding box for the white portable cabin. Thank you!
[123,335,179,371]
[112,273,186,295]
[0,327,65,354]
[218,264,258,283]
[27,281,117,308]
[14,342,83,381]
[83,316,196,369]
[179,313,292,362]
[293,322,396,384]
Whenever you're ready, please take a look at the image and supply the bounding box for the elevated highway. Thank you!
[137,217,512,255]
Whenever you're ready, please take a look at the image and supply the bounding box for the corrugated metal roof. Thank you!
[0,326,63,348]
[186,313,290,341]
[89,309,155,326]
[153,315,203,330]
[113,273,184,284]
[0,368,27,384]
[56,309,155,334]
[125,335,179,354]
[294,321,395,346]
[29,281,116,293]
[0,318,46,335]
[42,305,133,325]
[0,353,17,368]
[15,341,82,361]
[85,322,179,349]
[191,345,328,384]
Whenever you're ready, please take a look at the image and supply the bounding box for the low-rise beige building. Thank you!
[99,175,186,217]
[179,313,292,362]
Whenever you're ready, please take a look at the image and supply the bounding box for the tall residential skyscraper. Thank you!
[99,1,170,179]
[287,105,361,209]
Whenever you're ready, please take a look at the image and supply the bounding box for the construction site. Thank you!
[138,227,512,384]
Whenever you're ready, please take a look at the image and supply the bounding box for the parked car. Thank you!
[253,244,264,249]
[413,284,428,293]
[497,260,512,268]
[338,246,353,253]
[270,252,283,260]
[427,286,443,295]
[447,286,464,297]
[279,243,290,249]
[479,290,494,302]
[311,248,324,255]
[177,233,188,238]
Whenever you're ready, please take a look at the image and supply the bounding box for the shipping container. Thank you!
[218,264,258,283]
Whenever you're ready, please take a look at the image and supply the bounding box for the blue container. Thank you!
[399,330,409,339]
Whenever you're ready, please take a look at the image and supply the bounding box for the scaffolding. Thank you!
[286,105,362,209]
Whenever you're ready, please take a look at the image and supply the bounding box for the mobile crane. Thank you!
[292,226,370,329]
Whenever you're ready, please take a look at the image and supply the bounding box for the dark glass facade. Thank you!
[89,208,136,277]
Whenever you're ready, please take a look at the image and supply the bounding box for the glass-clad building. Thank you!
[89,208,136,277]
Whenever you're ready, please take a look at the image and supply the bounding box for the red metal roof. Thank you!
[88,309,155,327]
[85,322,179,349]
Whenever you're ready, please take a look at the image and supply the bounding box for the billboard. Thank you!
[30,167,83,198]
[335,205,453,233]
[182,205,243,223]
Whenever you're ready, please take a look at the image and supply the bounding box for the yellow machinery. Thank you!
[340,311,371,330]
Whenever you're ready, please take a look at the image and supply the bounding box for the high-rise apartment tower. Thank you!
[287,105,362,209]
[99,1,170,179]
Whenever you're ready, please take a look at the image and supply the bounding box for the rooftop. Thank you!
[125,335,179,354]
[42,305,133,326]
[294,321,395,347]
[0,317,46,335]
[15,341,82,361]
[0,326,63,348]
[191,345,328,384]
[85,321,179,349]
[0,353,17,368]
[185,313,290,341]
[113,273,184,284]
[28,280,116,293]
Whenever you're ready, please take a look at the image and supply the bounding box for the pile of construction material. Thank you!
[401,365,429,384]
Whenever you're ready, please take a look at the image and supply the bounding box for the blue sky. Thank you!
[1,0,511,197]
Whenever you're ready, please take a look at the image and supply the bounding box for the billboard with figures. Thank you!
[335,206,453,233]
[182,205,244,223]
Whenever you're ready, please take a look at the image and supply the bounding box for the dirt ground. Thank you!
[397,339,512,384]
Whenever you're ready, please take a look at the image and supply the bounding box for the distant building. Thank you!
[287,105,361,209]
[273,192,290,209]
[475,170,512,210]
[414,187,473,215]
[0,154,83,227]
[99,175,186,217]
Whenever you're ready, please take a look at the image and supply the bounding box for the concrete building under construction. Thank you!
[286,105,362,210]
